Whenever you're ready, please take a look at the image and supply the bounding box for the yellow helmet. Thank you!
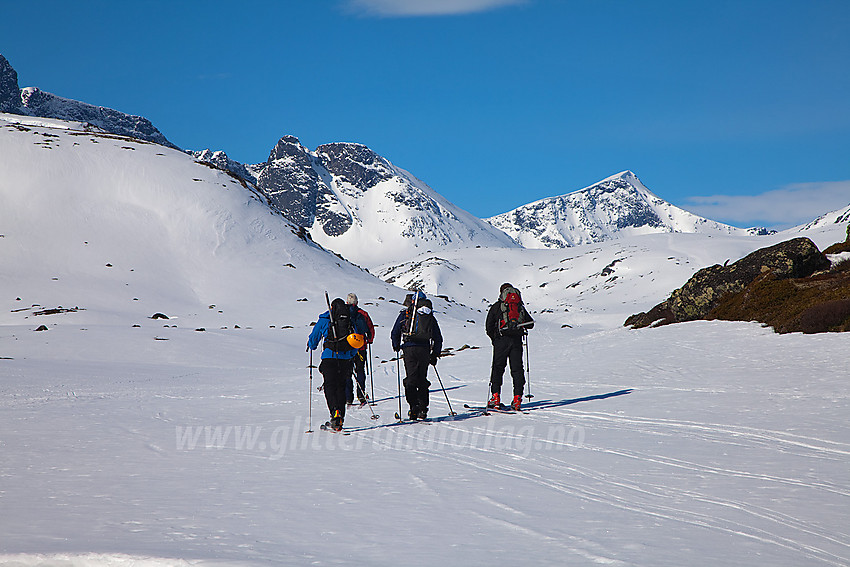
[347,333,366,349]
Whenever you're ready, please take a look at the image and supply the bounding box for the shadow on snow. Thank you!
[348,389,633,431]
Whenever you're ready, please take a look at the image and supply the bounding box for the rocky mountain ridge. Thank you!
[253,135,519,268]
[0,54,177,149]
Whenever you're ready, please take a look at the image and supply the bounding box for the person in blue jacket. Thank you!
[391,291,443,420]
[307,297,368,431]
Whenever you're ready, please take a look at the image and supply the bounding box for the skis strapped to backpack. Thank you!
[402,294,434,343]
[324,292,354,352]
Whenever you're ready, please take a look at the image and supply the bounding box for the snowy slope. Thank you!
[793,202,850,233]
[487,171,765,248]
[0,112,443,333]
[255,135,518,268]
[1,113,849,567]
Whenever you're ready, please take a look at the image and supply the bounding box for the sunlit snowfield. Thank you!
[1,113,848,566]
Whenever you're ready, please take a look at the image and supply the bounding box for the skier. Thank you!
[307,297,368,431]
[391,291,443,420]
[485,283,534,411]
[345,292,374,405]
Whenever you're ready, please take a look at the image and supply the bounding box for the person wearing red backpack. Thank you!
[485,283,534,410]
[345,293,374,405]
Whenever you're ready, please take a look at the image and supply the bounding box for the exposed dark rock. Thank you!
[257,136,323,228]
[626,237,830,329]
[0,54,21,113]
[315,142,394,192]
[151,313,169,320]
[33,307,81,316]
[34,325,49,332]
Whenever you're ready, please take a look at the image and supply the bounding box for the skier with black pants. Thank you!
[307,297,368,431]
[345,292,374,405]
[391,291,443,420]
[485,283,534,411]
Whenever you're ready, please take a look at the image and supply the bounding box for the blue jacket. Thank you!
[390,306,443,357]
[307,307,368,360]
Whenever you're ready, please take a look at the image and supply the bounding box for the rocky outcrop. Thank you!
[708,261,850,334]
[257,136,325,229]
[626,237,830,329]
[315,142,395,192]
[0,54,21,113]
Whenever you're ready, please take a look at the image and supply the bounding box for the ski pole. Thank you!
[524,333,534,400]
[368,343,375,404]
[354,358,379,420]
[395,351,403,421]
[482,379,493,415]
[306,349,315,433]
[431,363,456,416]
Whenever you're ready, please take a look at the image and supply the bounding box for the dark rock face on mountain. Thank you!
[0,54,20,113]
[626,237,831,329]
[257,138,398,237]
[253,135,517,266]
[257,136,324,229]
[316,142,395,192]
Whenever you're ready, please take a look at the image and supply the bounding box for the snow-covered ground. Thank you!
[1,113,848,566]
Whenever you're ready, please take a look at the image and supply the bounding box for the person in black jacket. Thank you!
[485,283,534,410]
[390,291,443,420]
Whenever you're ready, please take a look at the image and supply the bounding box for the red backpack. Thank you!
[499,286,530,334]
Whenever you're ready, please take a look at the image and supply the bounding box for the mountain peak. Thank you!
[254,136,517,267]
[487,171,750,248]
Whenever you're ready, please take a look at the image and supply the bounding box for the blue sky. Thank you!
[3,0,849,228]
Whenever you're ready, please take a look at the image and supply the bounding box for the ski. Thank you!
[394,412,430,423]
[319,422,350,435]
[464,403,527,415]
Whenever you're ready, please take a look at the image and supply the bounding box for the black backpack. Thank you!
[402,298,434,343]
[324,298,355,352]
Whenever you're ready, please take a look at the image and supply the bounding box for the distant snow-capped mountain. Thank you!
[255,135,518,268]
[0,54,177,149]
[793,202,850,233]
[486,171,766,248]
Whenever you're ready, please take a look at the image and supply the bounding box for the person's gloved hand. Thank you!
[430,355,438,366]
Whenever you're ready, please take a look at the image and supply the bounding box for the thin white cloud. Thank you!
[344,0,528,17]
[683,181,850,230]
